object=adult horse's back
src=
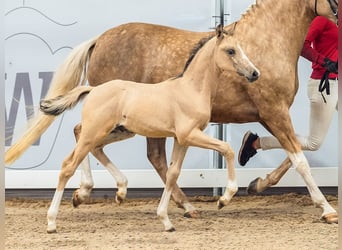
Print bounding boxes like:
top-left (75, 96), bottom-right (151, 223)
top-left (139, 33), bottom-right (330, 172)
top-left (87, 23), bottom-right (211, 85)
top-left (5, 0), bottom-right (338, 222)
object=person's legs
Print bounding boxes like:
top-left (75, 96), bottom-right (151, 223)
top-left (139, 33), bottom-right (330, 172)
top-left (296, 78), bottom-right (338, 150)
top-left (239, 78), bottom-right (338, 166)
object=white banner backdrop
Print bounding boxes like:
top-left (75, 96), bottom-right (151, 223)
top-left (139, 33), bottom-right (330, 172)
top-left (5, 0), bottom-right (213, 172)
top-left (5, 0), bottom-right (337, 188)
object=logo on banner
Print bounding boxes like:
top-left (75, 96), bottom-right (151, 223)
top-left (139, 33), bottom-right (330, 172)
top-left (5, 2), bottom-right (77, 147)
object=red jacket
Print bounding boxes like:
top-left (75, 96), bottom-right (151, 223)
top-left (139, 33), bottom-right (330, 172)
top-left (301, 16), bottom-right (338, 79)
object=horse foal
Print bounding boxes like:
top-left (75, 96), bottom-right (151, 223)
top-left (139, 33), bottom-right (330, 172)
top-left (40, 26), bottom-right (259, 233)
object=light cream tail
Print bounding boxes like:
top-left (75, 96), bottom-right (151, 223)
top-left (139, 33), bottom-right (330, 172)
top-left (40, 86), bottom-right (93, 116)
top-left (5, 36), bottom-right (99, 165)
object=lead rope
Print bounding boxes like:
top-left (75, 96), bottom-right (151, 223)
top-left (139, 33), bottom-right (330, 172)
top-left (314, 0), bottom-right (337, 103)
top-left (318, 70), bottom-right (331, 103)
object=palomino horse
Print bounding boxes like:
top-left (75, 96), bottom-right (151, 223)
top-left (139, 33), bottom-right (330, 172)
top-left (5, 0), bottom-right (338, 222)
top-left (39, 25), bottom-right (259, 233)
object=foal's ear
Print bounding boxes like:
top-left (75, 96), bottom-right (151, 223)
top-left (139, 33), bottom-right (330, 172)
top-left (225, 22), bottom-right (236, 36)
top-left (216, 24), bottom-right (224, 39)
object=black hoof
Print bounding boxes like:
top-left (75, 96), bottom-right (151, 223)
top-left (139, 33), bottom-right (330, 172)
top-left (217, 201), bottom-right (225, 210)
top-left (72, 193), bottom-right (80, 208)
top-left (47, 229), bottom-right (57, 234)
top-left (166, 227), bottom-right (176, 232)
top-left (246, 177), bottom-right (261, 195)
top-left (72, 199), bottom-right (79, 208)
top-left (184, 212), bottom-right (192, 218)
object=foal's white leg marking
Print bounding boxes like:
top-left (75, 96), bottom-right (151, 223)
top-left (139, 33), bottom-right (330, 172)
top-left (287, 151), bottom-right (336, 216)
top-left (182, 202), bottom-right (197, 215)
top-left (219, 179), bottom-right (238, 208)
top-left (237, 43), bottom-right (260, 76)
top-left (157, 189), bottom-right (174, 231)
top-left (157, 140), bottom-right (188, 231)
top-left (75, 156), bottom-right (94, 204)
top-left (185, 129), bottom-right (238, 208)
top-left (91, 145), bottom-right (128, 203)
top-left (90, 132), bottom-right (134, 203)
top-left (104, 160), bottom-right (128, 203)
top-left (47, 190), bottom-right (64, 233)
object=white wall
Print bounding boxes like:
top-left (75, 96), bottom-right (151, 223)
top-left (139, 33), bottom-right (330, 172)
top-left (5, 0), bottom-right (214, 173)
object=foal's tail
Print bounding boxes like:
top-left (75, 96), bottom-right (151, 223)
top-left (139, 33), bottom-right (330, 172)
top-left (5, 36), bottom-right (99, 165)
top-left (40, 86), bottom-right (93, 116)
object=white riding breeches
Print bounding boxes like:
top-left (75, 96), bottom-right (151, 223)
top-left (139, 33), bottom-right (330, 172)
top-left (260, 78), bottom-right (338, 151)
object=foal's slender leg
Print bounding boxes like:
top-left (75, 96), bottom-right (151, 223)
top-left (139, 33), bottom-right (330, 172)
top-left (91, 130), bottom-right (135, 202)
top-left (157, 139), bottom-right (188, 231)
top-left (47, 143), bottom-right (91, 233)
top-left (72, 157), bottom-right (94, 207)
top-left (72, 124), bottom-right (134, 206)
top-left (247, 157), bottom-right (291, 194)
top-left (184, 129), bottom-right (238, 209)
top-left (71, 124), bottom-right (94, 207)
top-left (146, 137), bottom-right (198, 217)
top-left (91, 145), bottom-right (129, 204)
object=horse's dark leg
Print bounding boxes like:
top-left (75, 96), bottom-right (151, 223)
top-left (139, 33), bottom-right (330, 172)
top-left (247, 157), bottom-right (291, 194)
top-left (146, 137), bottom-right (199, 218)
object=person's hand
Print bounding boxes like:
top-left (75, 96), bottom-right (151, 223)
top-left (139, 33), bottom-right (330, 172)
top-left (322, 58), bottom-right (338, 73)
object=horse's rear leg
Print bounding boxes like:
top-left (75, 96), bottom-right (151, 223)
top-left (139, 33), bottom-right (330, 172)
top-left (47, 144), bottom-right (90, 233)
top-left (91, 146), bottom-right (128, 204)
top-left (90, 130), bottom-right (135, 203)
top-left (72, 124), bottom-right (134, 206)
top-left (72, 157), bottom-right (94, 207)
top-left (72, 124), bottom-right (94, 207)
top-left (247, 157), bottom-right (291, 194)
top-left (146, 137), bottom-right (199, 218)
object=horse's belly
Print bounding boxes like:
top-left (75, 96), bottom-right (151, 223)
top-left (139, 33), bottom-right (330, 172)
top-left (121, 100), bottom-right (176, 137)
top-left (210, 102), bottom-right (260, 123)
top-left (126, 115), bottom-right (175, 138)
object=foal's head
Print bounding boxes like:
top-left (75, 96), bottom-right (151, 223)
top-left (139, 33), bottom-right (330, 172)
top-left (214, 24), bottom-right (259, 82)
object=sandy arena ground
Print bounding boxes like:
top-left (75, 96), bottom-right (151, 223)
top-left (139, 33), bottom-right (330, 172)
top-left (5, 193), bottom-right (338, 250)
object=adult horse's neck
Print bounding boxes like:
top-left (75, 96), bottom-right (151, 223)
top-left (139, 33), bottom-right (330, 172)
top-left (236, 0), bottom-right (315, 68)
top-left (210, 0), bottom-right (318, 123)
